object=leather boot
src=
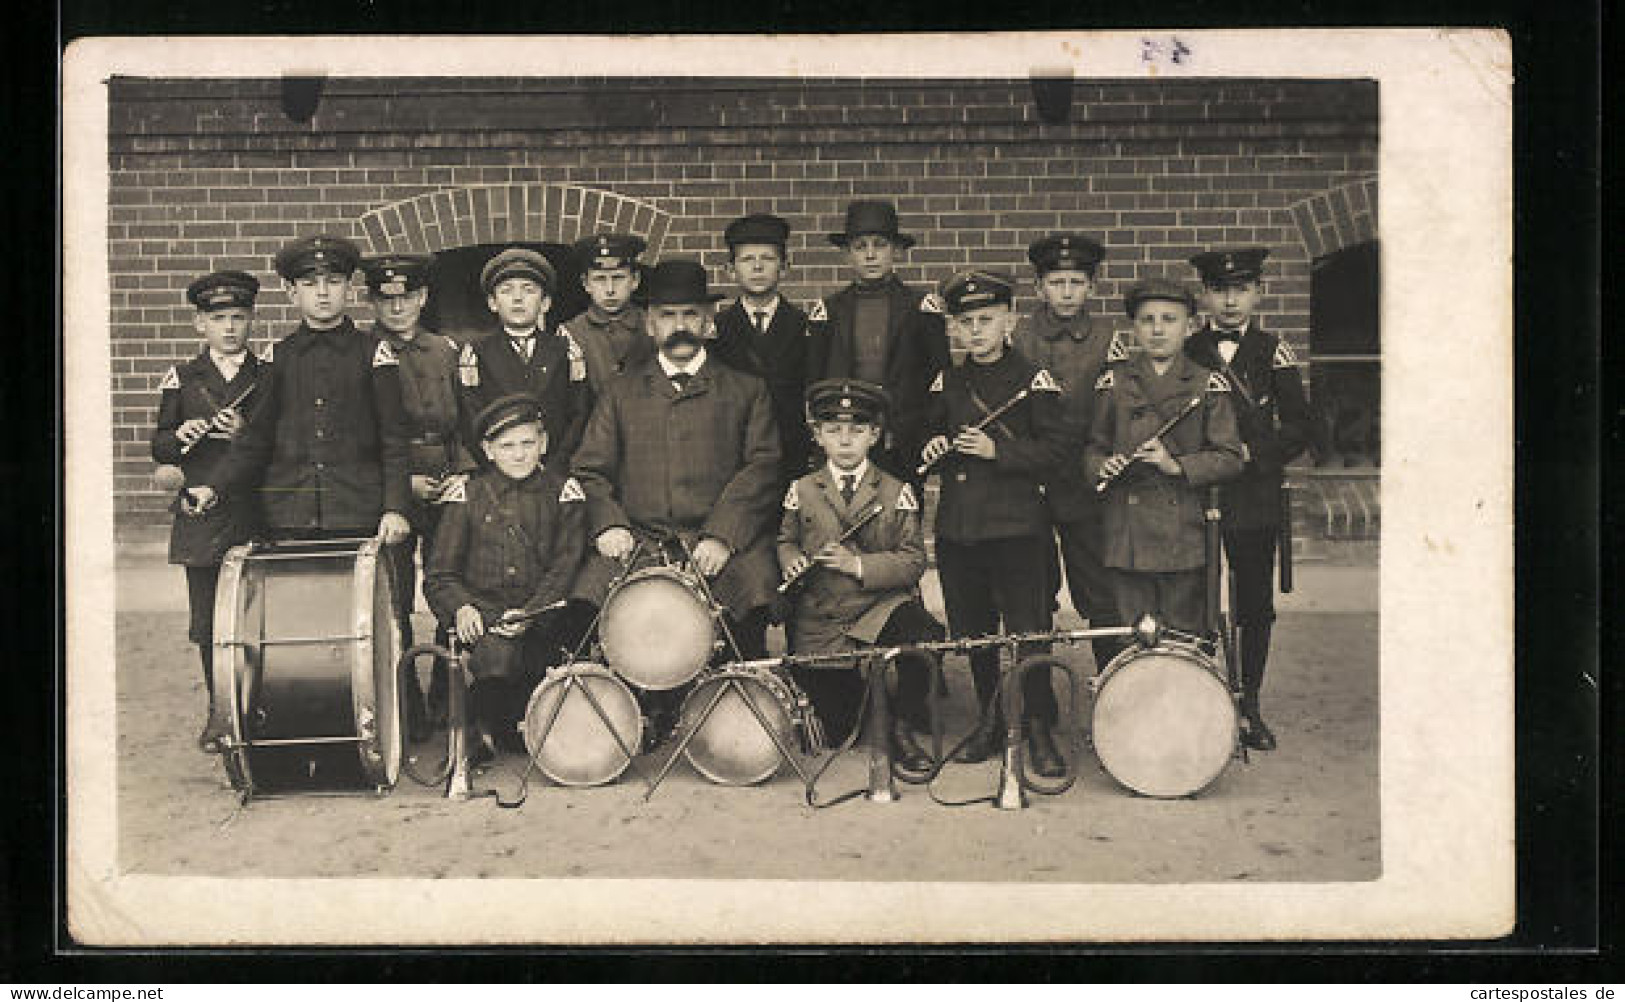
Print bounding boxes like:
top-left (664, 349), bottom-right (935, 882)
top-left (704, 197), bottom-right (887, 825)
top-left (1238, 623), bottom-right (1277, 751)
top-left (952, 715), bottom-right (1002, 764)
top-left (1026, 721), bottom-right (1066, 779)
top-left (196, 646), bottom-right (227, 754)
top-left (890, 723), bottom-right (934, 782)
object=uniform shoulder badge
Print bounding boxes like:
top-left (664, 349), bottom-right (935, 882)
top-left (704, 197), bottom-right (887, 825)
top-left (919, 292), bottom-right (945, 315)
top-left (895, 483), bottom-right (919, 512)
top-left (1106, 333), bottom-right (1130, 363)
top-left (1094, 370), bottom-right (1115, 391)
top-left (1205, 372), bottom-right (1231, 393)
top-left (564, 331), bottom-right (586, 382)
top-left (1272, 341), bottom-right (1300, 369)
top-left (716, 298), bottom-right (737, 313)
top-left (806, 299), bottom-right (828, 323)
top-left (437, 475), bottom-right (468, 504)
top-left (372, 340), bottom-right (399, 368)
top-left (257, 341), bottom-right (274, 364)
top-left (781, 481), bottom-right (800, 511)
top-left (928, 371), bottom-right (944, 393)
top-left (157, 366), bottom-right (181, 392)
top-left (558, 476), bottom-right (586, 503)
top-left (458, 342), bottom-right (481, 387)
top-left (1030, 368), bottom-right (1061, 393)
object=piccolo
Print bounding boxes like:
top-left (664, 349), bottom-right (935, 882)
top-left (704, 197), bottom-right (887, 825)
top-left (776, 503), bottom-right (886, 594)
top-left (1094, 393), bottom-right (1202, 493)
top-left (915, 387), bottom-right (1032, 475)
top-left (180, 383), bottom-right (257, 455)
top-left (724, 624), bottom-right (1141, 673)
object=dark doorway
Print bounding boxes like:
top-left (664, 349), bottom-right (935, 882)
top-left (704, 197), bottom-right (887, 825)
top-left (1309, 240), bottom-right (1380, 468)
top-left (421, 243), bottom-right (591, 344)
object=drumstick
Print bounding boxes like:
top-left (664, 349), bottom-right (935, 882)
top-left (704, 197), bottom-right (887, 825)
top-left (1093, 394), bottom-right (1203, 494)
top-left (180, 383), bottom-right (257, 455)
top-left (776, 503), bottom-right (886, 594)
top-left (915, 388), bottom-right (1031, 476)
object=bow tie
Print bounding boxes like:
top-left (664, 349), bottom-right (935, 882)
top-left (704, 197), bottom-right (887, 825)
top-left (670, 371), bottom-right (693, 390)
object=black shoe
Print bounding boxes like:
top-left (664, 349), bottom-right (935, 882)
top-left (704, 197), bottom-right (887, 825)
top-left (1241, 710), bottom-right (1277, 751)
top-left (467, 727), bottom-right (497, 768)
top-left (890, 725), bottom-right (934, 783)
top-left (952, 723), bottom-right (1002, 764)
top-left (1026, 723), bottom-right (1066, 779)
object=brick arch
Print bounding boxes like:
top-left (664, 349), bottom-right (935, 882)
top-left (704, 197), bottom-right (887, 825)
top-left (355, 183), bottom-right (673, 258)
top-left (1288, 176), bottom-right (1378, 262)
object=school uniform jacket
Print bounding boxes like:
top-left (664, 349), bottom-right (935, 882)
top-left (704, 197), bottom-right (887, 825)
top-left (570, 354), bottom-right (783, 616)
top-left (379, 325), bottom-right (476, 530)
top-left (423, 465), bottom-right (586, 625)
top-left (1084, 353), bottom-right (1246, 572)
top-left (712, 297), bottom-right (814, 483)
top-left (150, 349), bottom-right (267, 565)
top-left (777, 465), bottom-right (926, 653)
top-left (1184, 322), bottom-right (1313, 531)
top-left (212, 318), bottom-right (412, 533)
top-left (457, 326), bottom-right (590, 465)
top-left (563, 304), bottom-right (652, 398)
top-left (923, 348), bottom-right (1069, 545)
top-left (804, 275), bottom-right (950, 475)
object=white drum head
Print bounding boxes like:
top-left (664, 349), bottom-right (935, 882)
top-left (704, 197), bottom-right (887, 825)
top-left (599, 570), bottom-right (715, 690)
top-left (1092, 648), bottom-right (1237, 798)
top-left (522, 664), bottom-right (642, 787)
top-left (681, 675), bottom-right (794, 786)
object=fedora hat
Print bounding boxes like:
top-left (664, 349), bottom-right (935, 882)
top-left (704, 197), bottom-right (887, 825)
top-left (827, 200), bottom-right (916, 250)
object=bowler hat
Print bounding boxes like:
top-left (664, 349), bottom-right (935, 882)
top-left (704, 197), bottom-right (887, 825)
top-left (827, 200), bottom-right (916, 250)
top-left (725, 213), bottom-right (791, 251)
top-left (642, 260), bottom-right (723, 306)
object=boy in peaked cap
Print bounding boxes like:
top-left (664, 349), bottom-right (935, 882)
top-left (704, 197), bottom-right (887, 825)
top-left (457, 247), bottom-right (591, 467)
top-left (562, 232), bottom-right (652, 396)
top-left (1184, 247), bottom-right (1314, 751)
top-left (919, 269), bottom-right (1071, 776)
top-left (805, 200), bottom-right (949, 487)
top-left (1011, 233), bottom-right (1129, 675)
top-left (778, 378), bottom-right (945, 776)
top-left (1086, 278), bottom-right (1244, 642)
top-left (151, 270), bottom-right (269, 753)
top-left (712, 213), bottom-right (814, 488)
top-left (192, 234), bottom-right (413, 548)
top-left (424, 394), bottom-right (589, 759)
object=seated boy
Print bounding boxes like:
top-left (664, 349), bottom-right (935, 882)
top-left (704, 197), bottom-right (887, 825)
top-left (424, 395), bottom-right (588, 759)
top-left (1085, 278), bottom-right (1245, 635)
top-left (778, 379), bottom-right (944, 778)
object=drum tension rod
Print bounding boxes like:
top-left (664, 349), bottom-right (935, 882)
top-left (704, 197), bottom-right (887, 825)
top-left (643, 669), bottom-right (815, 801)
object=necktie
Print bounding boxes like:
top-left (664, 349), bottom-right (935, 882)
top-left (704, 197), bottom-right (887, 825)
top-left (511, 336), bottom-right (534, 362)
top-left (754, 310), bottom-right (769, 334)
top-left (670, 371), bottom-right (692, 393)
top-left (840, 474), bottom-right (857, 503)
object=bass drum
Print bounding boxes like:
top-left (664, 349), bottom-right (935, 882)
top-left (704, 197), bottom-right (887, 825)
top-left (599, 565), bottom-right (717, 691)
top-left (211, 538), bottom-right (403, 794)
top-left (1090, 643), bottom-right (1238, 798)
top-left (678, 666), bottom-right (805, 786)
top-left (519, 662), bottom-right (642, 787)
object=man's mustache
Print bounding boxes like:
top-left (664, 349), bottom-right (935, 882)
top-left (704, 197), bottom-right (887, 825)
top-left (663, 329), bottom-right (705, 349)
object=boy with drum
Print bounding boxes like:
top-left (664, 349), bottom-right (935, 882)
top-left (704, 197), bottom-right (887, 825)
top-left (777, 379), bottom-right (944, 778)
top-left (1086, 278), bottom-right (1244, 637)
top-left (918, 270), bottom-right (1070, 777)
top-left (151, 270), bottom-right (268, 753)
top-left (424, 394), bottom-right (588, 761)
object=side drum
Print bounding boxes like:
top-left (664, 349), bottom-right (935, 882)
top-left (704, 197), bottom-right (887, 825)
top-left (599, 565), bottom-right (717, 691)
top-left (1090, 643), bottom-right (1238, 798)
top-left (678, 667), bottom-right (804, 786)
top-left (210, 538), bottom-right (403, 794)
top-left (519, 662), bottom-right (642, 787)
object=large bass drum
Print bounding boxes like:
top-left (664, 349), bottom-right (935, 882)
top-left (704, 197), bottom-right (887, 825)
top-left (210, 538), bottom-right (403, 794)
top-left (1090, 642), bottom-right (1238, 798)
top-left (599, 565), bottom-right (717, 691)
top-left (519, 662), bottom-right (643, 787)
top-left (677, 666), bottom-right (808, 786)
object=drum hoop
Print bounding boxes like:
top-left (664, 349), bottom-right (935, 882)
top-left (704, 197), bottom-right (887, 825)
top-left (1097, 641), bottom-right (1221, 688)
top-left (601, 564), bottom-right (716, 691)
top-left (212, 544), bottom-right (254, 789)
top-left (1091, 642), bottom-right (1237, 798)
top-left (527, 663), bottom-right (640, 787)
top-left (347, 539), bottom-right (399, 788)
top-left (681, 669), bottom-right (798, 786)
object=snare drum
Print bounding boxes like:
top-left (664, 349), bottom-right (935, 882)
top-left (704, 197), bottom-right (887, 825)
top-left (599, 565), bottom-right (717, 690)
top-left (678, 666), bottom-right (808, 786)
top-left (210, 538), bottom-right (403, 794)
top-left (519, 662), bottom-right (642, 787)
top-left (1090, 643), bottom-right (1238, 798)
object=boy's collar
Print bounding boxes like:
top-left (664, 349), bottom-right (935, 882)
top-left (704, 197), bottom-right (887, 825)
top-left (826, 459), bottom-right (870, 484)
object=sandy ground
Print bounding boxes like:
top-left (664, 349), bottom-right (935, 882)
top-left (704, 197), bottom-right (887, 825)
top-left (107, 533), bottom-right (1379, 885)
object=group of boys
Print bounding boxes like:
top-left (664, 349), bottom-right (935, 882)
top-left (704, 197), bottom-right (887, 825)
top-left (153, 196), bottom-right (1310, 781)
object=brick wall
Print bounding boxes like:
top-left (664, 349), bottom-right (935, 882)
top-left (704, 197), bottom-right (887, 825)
top-left (107, 76), bottom-right (1377, 523)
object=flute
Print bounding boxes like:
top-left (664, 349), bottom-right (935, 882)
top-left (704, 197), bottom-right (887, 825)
top-left (1093, 393), bottom-right (1202, 493)
top-left (179, 383), bottom-right (257, 455)
top-left (776, 502), bottom-right (886, 594)
top-left (915, 387), bottom-right (1032, 476)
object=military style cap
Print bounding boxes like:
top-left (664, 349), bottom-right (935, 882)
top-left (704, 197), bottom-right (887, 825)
top-left (1189, 247), bottom-right (1270, 285)
top-left (186, 270), bottom-right (260, 311)
top-left (480, 248), bottom-right (556, 296)
top-left (572, 233), bottom-right (647, 272)
top-left (1123, 277), bottom-right (1198, 317)
top-left (940, 269), bottom-right (1016, 314)
top-left (642, 260), bottom-right (724, 306)
top-left (806, 378), bottom-right (890, 425)
top-left (827, 200), bottom-right (916, 250)
top-left (360, 254), bottom-right (432, 297)
top-left (474, 393), bottom-right (547, 442)
top-left (273, 235), bottom-right (362, 281)
top-left (1027, 233), bottom-right (1106, 276)
top-left (724, 213), bottom-right (791, 251)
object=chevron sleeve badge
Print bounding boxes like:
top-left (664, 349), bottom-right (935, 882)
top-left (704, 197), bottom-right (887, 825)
top-left (895, 483), bottom-right (919, 512)
top-left (1030, 368), bottom-right (1061, 393)
top-left (919, 292), bottom-right (945, 314)
top-left (458, 342), bottom-right (481, 387)
top-left (558, 476), bottom-right (586, 503)
top-left (256, 341), bottom-right (274, 364)
top-left (1106, 333), bottom-right (1130, 363)
top-left (565, 332), bottom-right (587, 382)
top-left (157, 366), bottom-right (181, 392)
top-left (1094, 370), bottom-right (1115, 391)
top-left (436, 475), bottom-right (468, 504)
top-left (372, 340), bottom-right (399, 368)
top-left (782, 481), bottom-right (800, 511)
top-left (806, 299), bottom-right (828, 323)
top-left (1205, 372), bottom-right (1232, 393)
top-left (1272, 341), bottom-right (1300, 369)
top-left (928, 371), bottom-right (944, 393)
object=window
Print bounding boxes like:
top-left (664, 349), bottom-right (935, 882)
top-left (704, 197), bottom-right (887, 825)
top-left (1309, 240), bottom-right (1379, 469)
